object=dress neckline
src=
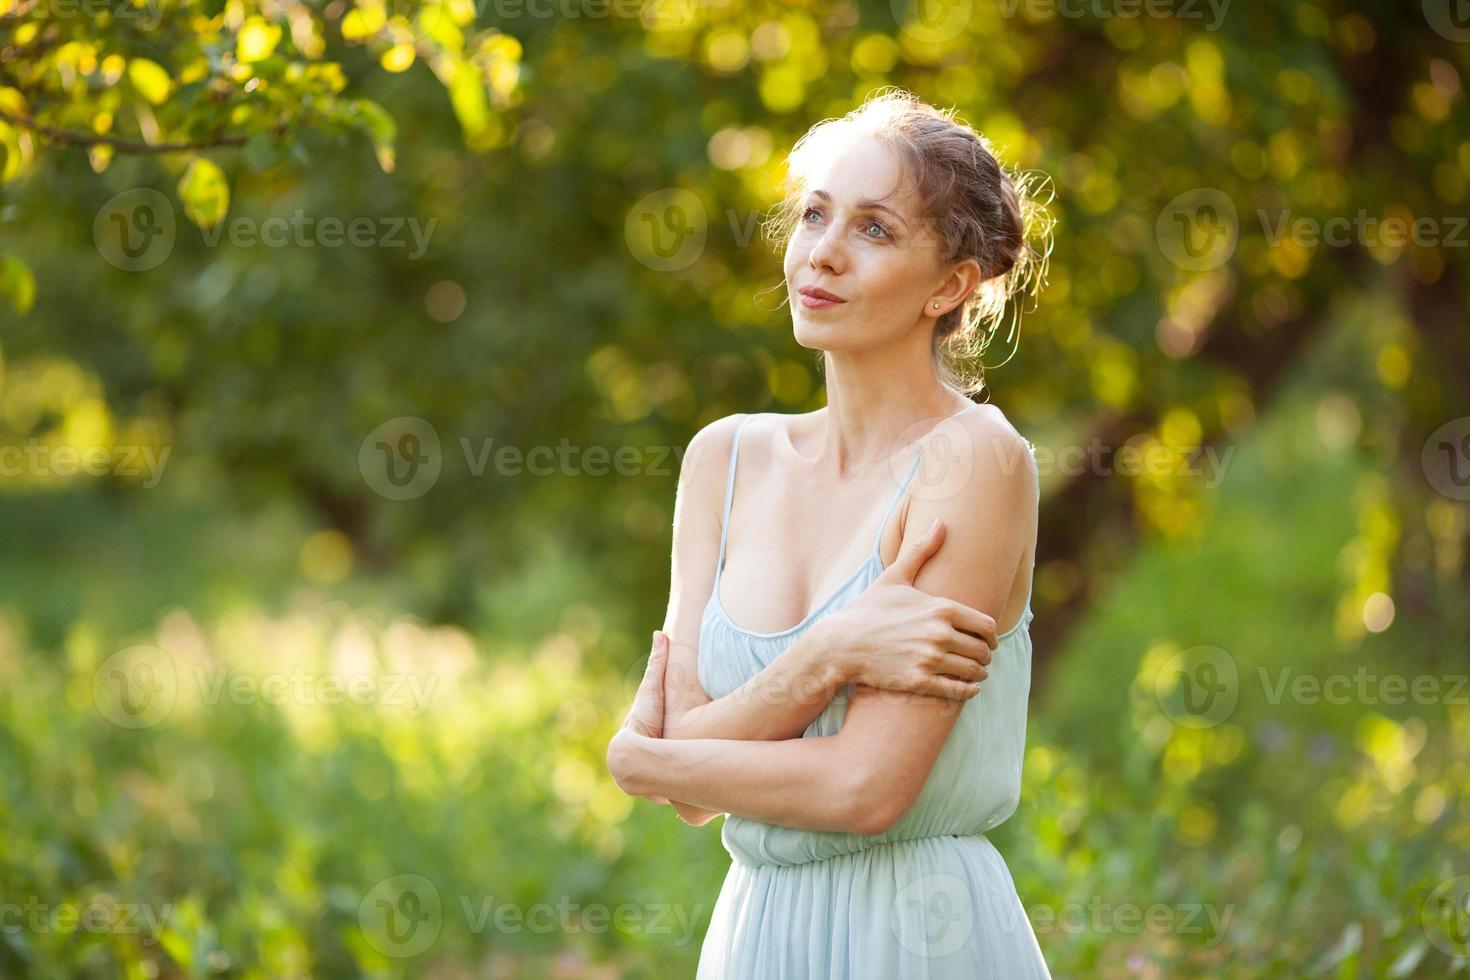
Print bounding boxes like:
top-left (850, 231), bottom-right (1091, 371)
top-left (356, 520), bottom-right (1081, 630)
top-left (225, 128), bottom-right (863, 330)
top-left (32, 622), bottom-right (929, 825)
top-left (710, 404), bottom-right (989, 640)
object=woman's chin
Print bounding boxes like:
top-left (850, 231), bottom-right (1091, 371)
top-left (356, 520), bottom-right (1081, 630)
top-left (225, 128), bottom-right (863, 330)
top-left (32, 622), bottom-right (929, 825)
top-left (793, 318), bottom-right (846, 349)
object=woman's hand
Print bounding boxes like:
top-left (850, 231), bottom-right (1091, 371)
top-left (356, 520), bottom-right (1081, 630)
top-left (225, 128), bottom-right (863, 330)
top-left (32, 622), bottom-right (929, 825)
top-left (819, 519), bottom-right (998, 702)
top-left (609, 631), bottom-right (673, 803)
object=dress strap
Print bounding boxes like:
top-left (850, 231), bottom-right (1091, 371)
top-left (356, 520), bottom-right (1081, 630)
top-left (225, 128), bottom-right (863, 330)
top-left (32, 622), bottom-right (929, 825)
top-left (717, 414), bottom-right (760, 573)
top-left (870, 402), bottom-right (983, 560)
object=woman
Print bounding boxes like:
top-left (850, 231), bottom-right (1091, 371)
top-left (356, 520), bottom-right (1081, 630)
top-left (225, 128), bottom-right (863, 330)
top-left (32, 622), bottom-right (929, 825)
top-left (607, 88), bottom-right (1053, 978)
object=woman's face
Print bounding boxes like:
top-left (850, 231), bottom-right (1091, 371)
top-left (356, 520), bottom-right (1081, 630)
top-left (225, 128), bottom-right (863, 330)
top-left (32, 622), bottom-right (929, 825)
top-left (783, 134), bottom-right (946, 353)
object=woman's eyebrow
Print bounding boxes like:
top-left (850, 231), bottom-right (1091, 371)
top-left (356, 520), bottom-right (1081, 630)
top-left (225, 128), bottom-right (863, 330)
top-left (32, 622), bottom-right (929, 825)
top-left (808, 189), bottom-right (909, 227)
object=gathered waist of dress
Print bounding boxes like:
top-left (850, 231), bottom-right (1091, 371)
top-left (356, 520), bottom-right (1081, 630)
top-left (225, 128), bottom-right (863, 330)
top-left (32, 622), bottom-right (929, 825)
top-left (722, 822), bottom-right (997, 870)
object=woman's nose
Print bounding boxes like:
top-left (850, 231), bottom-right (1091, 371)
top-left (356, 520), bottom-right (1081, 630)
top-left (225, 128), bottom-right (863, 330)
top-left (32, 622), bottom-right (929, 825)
top-left (807, 224), bottom-right (845, 275)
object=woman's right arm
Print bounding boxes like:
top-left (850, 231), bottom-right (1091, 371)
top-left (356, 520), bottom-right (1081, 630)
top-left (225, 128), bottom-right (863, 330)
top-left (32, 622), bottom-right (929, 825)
top-left (655, 416), bottom-right (850, 825)
top-left (658, 417), bottom-right (850, 749)
top-left (654, 418), bottom-right (997, 825)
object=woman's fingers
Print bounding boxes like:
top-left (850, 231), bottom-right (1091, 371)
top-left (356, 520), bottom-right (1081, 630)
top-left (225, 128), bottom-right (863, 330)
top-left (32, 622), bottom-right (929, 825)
top-left (946, 628), bottom-right (993, 668)
top-left (920, 674), bottom-right (983, 701)
top-left (936, 651), bottom-right (988, 683)
top-left (948, 601), bottom-right (998, 650)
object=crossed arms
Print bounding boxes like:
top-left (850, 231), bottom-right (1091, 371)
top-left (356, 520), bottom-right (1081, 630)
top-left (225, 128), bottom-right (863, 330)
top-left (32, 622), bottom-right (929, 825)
top-left (607, 411), bottom-right (1036, 836)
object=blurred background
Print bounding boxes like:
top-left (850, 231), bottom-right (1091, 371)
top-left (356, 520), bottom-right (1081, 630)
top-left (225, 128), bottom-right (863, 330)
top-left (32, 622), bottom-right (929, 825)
top-left (1, 0), bottom-right (1467, 976)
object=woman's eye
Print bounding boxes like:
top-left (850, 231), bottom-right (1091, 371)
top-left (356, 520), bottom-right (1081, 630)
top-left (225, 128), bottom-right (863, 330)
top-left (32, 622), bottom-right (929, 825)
top-left (800, 207), bottom-right (888, 240)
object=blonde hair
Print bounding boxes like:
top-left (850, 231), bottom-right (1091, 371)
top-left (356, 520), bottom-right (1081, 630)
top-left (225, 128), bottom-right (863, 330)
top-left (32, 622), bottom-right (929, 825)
top-left (764, 87), bottom-right (1055, 398)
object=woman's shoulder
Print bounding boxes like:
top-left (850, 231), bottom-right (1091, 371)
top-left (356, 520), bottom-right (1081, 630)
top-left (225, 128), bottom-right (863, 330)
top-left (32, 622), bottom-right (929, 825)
top-left (678, 411), bottom-right (785, 500)
top-left (913, 402), bottom-right (1038, 501)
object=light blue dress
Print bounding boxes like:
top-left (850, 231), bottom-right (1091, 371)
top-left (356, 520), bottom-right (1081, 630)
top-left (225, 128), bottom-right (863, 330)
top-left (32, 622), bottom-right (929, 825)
top-left (695, 407), bottom-right (1050, 979)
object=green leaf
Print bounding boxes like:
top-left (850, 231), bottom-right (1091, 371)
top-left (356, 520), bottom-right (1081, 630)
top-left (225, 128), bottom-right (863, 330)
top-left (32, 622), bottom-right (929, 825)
top-left (350, 99), bottom-right (397, 173)
top-left (237, 17), bottom-right (282, 64)
top-left (177, 158), bottom-right (230, 229)
top-left (244, 132), bottom-right (281, 172)
top-left (448, 60), bottom-right (489, 144)
top-left (0, 254), bottom-right (35, 315)
top-left (127, 58), bottom-right (173, 106)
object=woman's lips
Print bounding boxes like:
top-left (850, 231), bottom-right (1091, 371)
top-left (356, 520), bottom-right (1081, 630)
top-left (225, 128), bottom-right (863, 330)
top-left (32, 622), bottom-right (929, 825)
top-left (799, 289), bottom-right (846, 309)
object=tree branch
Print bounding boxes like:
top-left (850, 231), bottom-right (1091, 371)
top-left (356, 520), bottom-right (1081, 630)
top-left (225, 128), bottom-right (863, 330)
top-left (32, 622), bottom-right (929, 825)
top-left (0, 109), bottom-right (246, 154)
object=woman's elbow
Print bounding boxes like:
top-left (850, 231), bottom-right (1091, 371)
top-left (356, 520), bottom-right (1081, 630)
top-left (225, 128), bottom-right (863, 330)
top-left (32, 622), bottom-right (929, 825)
top-left (605, 731), bottom-right (642, 796)
top-left (673, 802), bottom-right (721, 827)
top-left (844, 767), bottom-right (915, 837)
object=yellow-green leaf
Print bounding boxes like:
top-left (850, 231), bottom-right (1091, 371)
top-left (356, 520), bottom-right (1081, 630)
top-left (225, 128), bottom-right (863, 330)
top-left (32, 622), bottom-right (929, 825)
top-left (380, 43), bottom-right (415, 73)
top-left (341, 3), bottom-right (386, 41)
top-left (0, 86), bottom-right (26, 115)
top-left (237, 17), bottom-right (282, 64)
top-left (351, 99), bottom-right (396, 173)
top-left (127, 58), bottom-right (172, 105)
top-left (177, 158), bottom-right (230, 229)
top-left (0, 120), bottom-right (26, 182)
top-left (0, 255), bottom-right (36, 315)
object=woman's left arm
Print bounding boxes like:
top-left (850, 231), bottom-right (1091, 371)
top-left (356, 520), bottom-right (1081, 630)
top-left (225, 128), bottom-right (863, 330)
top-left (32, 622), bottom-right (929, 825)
top-left (610, 414), bottom-right (1038, 836)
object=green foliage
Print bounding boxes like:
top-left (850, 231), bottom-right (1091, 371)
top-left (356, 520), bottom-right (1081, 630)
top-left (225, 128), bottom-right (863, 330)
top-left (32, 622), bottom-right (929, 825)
top-left (0, 0), bottom-right (1466, 976)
